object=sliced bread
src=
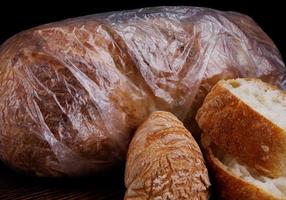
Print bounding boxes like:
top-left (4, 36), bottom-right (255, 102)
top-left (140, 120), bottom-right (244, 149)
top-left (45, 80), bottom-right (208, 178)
top-left (202, 133), bottom-right (286, 200)
top-left (196, 78), bottom-right (286, 178)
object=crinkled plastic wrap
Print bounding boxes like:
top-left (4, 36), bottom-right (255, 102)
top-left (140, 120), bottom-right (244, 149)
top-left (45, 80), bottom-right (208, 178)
top-left (0, 6), bottom-right (285, 177)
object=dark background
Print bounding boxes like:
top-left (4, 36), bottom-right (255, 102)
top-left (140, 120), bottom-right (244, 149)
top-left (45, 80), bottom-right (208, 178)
top-left (0, 0), bottom-right (285, 61)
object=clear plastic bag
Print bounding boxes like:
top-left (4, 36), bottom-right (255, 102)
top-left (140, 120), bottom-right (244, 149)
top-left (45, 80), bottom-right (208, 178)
top-left (0, 6), bottom-right (285, 176)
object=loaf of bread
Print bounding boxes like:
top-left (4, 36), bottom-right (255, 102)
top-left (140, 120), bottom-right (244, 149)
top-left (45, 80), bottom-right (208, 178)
top-left (0, 7), bottom-right (285, 176)
top-left (201, 133), bottom-right (286, 200)
top-left (196, 78), bottom-right (286, 178)
top-left (125, 111), bottom-right (210, 200)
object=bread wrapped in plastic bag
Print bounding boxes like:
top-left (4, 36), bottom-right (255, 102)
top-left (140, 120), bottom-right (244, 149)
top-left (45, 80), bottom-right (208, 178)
top-left (0, 6), bottom-right (285, 176)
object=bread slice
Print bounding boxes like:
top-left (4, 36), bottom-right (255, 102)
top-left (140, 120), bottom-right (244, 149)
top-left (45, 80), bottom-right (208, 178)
top-left (201, 133), bottom-right (286, 200)
top-left (196, 78), bottom-right (286, 178)
top-left (124, 111), bottom-right (210, 200)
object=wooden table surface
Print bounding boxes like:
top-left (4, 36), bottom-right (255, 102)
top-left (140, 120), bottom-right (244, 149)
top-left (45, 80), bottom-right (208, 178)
top-left (0, 162), bottom-right (220, 200)
top-left (0, 163), bottom-right (125, 200)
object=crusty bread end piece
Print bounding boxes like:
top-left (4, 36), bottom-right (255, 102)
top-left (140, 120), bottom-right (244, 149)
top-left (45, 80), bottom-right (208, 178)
top-left (125, 111), bottom-right (210, 200)
top-left (201, 133), bottom-right (286, 200)
top-left (196, 78), bottom-right (286, 178)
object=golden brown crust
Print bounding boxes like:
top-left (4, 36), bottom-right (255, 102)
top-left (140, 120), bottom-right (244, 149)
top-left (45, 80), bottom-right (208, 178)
top-left (201, 133), bottom-right (281, 200)
top-left (124, 111), bottom-right (210, 200)
top-left (0, 7), bottom-right (285, 177)
top-left (0, 22), bottom-right (154, 176)
top-left (196, 79), bottom-right (286, 178)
